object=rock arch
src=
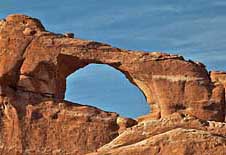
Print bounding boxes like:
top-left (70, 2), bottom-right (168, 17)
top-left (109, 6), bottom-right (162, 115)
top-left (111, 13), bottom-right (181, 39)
top-left (65, 63), bottom-right (150, 118)
top-left (56, 53), bottom-right (151, 107)
top-left (0, 14), bottom-right (225, 122)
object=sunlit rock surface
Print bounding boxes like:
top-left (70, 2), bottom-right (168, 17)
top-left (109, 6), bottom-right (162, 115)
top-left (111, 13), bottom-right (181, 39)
top-left (0, 14), bottom-right (225, 154)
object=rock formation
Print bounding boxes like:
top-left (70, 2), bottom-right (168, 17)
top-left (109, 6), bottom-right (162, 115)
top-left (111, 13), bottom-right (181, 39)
top-left (0, 14), bottom-right (225, 154)
top-left (211, 71), bottom-right (226, 97)
top-left (89, 113), bottom-right (226, 155)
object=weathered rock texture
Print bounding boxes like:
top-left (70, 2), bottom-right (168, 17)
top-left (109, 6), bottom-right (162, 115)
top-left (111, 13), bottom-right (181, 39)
top-left (0, 14), bottom-right (225, 155)
top-left (211, 71), bottom-right (226, 98)
top-left (89, 113), bottom-right (226, 155)
top-left (211, 71), bottom-right (226, 122)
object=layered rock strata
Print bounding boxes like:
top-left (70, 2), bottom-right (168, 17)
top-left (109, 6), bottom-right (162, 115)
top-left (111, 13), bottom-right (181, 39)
top-left (0, 14), bottom-right (225, 154)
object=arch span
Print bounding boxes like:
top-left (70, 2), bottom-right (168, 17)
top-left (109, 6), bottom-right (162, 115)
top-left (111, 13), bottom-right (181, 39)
top-left (56, 52), bottom-right (156, 119)
top-left (65, 64), bottom-right (150, 118)
top-left (1, 14), bottom-right (222, 121)
top-left (18, 37), bottom-right (225, 121)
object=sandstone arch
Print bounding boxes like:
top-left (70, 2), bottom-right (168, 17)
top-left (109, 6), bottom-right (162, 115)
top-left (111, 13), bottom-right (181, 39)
top-left (0, 14), bottom-right (225, 122)
top-left (56, 53), bottom-right (151, 109)
top-left (65, 63), bottom-right (150, 118)
top-left (1, 14), bottom-right (226, 155)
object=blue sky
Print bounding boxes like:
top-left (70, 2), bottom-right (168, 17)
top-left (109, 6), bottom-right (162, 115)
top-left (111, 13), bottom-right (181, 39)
top-left (1, 1), bottom-right (226, 118)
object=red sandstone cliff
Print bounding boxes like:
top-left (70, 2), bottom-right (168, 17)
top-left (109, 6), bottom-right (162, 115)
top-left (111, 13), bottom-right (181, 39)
top-left (0, 14), bottom-right (225, 155)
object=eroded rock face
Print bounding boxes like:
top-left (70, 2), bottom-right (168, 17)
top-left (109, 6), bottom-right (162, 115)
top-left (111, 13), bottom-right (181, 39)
top-left (0, 96), bottom-right (122, 154)
top-left (211, 71), bottom-right (226, 122)
top-left (0, 14), bottom-right (225, 155)
top-left (0, 14), bottom-right (225, 122)
top-left (211, 71), bottom-right (226, 97)
top-left (90, 113), bottom-right (226, 155)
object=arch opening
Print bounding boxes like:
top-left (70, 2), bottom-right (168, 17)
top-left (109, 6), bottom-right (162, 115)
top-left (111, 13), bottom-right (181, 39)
top-left (65, 64), bottom-right (150, 118)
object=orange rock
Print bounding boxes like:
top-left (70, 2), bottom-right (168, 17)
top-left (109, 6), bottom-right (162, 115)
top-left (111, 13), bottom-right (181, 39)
top-left (0, 14), bottom-right (224, 121)
top-left (117, 117), bottom-right (138, 134)
top-left (0, 14), bottom-right (225, 154)
top-left (91, 113), bottom-right (226, 155)
top-left (211, 71), bottom-right (226, 122)
top-left (211, 71), bottom-right (226, 94)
